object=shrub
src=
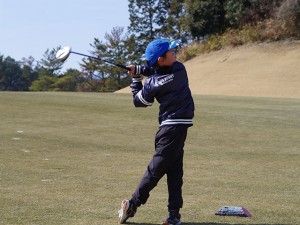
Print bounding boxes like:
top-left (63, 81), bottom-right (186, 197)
top-left (178, 0), bottom-right (300, 62)
top-left (276, 0), bottom-right (300, 37)
top-left (177, 42), bottom-right (202, 62)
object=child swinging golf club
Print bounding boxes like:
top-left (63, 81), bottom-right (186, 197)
top-left (118, 38), bottom-right (195, 225)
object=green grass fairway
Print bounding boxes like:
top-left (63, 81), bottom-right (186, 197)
top-left (0, 92), bottom-right (299, 225)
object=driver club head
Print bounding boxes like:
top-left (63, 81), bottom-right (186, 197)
top-left (56, 46), bottom-right (72, 62)
top-left (55, 46), bottom-right (131, 72)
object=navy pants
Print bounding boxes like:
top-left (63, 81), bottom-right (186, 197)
top-left (131, 125), bottom-right (188, 212)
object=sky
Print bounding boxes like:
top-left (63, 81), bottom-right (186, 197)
top-left (0, 0), bottom-right (130, 71)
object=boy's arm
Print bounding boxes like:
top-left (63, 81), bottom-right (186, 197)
top-left (133, 65), bottom-right (155, 77)
top-left (128, 65), bottom-right (155, 107)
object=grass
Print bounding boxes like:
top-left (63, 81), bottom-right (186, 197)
top-left (0, 92), bottom-right (299, 225)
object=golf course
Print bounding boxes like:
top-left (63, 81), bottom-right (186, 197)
top-left (2, 0), bottom-right (300, 223)
top-left (1, 89), bottom-right (299, 224)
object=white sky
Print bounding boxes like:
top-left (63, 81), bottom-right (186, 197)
top-left (0, 0), bottom-right (130, 71)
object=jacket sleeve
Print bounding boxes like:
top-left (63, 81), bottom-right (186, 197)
top-left (130, 76), bottom-right (155, 107)
top-left (134, 64), bottom-right (155, 77)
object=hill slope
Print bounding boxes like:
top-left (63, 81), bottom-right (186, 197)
top-left (116, 41), bottom-right (300, 98)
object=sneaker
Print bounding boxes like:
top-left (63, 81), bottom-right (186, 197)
top-left (118, 199), bottom-right (137, 224)
top-left (162, 213), bottom-right (181, 225)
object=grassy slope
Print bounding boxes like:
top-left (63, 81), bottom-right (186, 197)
top-left (185, 41), bottom-right (300, 98)
top-left (0, 92), bottom-right (299, 225)
top-left (116, 41), bottom-right (300, 99)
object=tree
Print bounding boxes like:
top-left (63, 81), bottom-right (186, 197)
top-left (223, 0), bottom-right (285, 28)
top-left (39, 47), bottom-right (64, 76)
top-left (124, 34), bottom-right (140, 64)
top-left (156, 0), bottom-right (187, 39)
top-left (0, 54), bottom-right (40, 91)
top-left (128, 0), bottom-right (158, 56)
top-left (224, 0), bottom-right (249, 28)
top-left (20, 56), bottom-right (39, 90)
top-left (0, 55), bottom-right (24, 91)
top-left (127, 0), bottom-right (191, 56)
top-left (53, 69), bottom-right (81, 91)
top-left (104, 27), bottom-right (131, 89)
top-left (185, 0), bottom-right (226, 39)
top-left (154, 0), bottom-right (170, 37)
top-left (19, 65), bottom-right (38, 91)
top-left (82, 26), bottom-right (131, 92)
top-left (276, 0), bottom-right (300, 36)
top-left (29, 75), bottom-right (58, 91)
top-left (238, 0), bottom-right (283, 25)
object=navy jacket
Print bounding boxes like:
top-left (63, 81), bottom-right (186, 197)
top-left (130, 61), bottom-right (194, 127)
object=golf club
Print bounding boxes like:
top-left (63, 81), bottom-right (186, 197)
top-left (56, 46), bottom-right (130, 71)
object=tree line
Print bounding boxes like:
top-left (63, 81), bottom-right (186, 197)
top-left (1, 0), bottom-right (299, 92)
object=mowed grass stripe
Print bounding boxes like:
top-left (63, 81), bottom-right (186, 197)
top-left (0, 92), bottom-right (299, 225)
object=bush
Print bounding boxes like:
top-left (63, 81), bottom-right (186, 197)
top-left (177, 42), bottom-right (202, 62)
top-left (29, 75), bottom-right (58, 91)
top-left (178, 1), bottom-right (300, 63)
top-left (276, 0), bottom-right (300, 37)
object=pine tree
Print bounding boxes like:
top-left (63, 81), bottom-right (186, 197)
top-left (82, 27), bottom-right (131, 92)
top-left (0, 56), bottom-right (23, 91)
top-left (39, 47), bottom-right (64, 76)
top-left (185, 0), bottom-right (226, 39)
top-left (156, 0), bottom-right (186, 39)
top-left (128, 0), bottom-right (158, 57)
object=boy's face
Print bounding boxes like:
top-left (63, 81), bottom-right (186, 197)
top-left (158, 49), bottom-right (177, 67)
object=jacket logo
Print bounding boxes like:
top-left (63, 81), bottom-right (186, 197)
top-left (157, 74), bottom-right (174, 86)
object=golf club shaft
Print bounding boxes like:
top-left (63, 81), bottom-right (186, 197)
top-left (71, 51), bottom-right (130, 71)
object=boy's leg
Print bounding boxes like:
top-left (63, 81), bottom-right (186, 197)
top-left (131, 126), bottom-right (185, 207)
top-left (167, 126), bottom-right (187, 212)
top-left (167, 150), bottom-right (184, 211)
top-left (130, 146), bottom-right (169, 206)
top-left (162, 158), bottom-right (183, 225)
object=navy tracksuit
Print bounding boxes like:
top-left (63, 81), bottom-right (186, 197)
top-left (130, 61), bottom-right (194, 212)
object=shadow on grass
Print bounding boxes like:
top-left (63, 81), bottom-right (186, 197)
top-left (182, 223), bottom-right (292, 225)
top-left (127, 223), bottom-right (292, 225)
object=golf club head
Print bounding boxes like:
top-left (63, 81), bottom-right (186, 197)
top-left (56, 46), bottom-right (72, 62)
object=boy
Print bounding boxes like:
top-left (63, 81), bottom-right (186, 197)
top-left (118, 38), bottom-right (194, 225)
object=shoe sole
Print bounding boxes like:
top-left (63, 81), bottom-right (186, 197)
top-left (162, 219), bottom-right (182, 225)
top-left (162, 222), bottom-right (181, 225)
top-left (118, 200), bottom-right (130, 224)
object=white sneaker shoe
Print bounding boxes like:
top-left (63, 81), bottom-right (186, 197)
top-left (118, 199), bottom-right (137, 224)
